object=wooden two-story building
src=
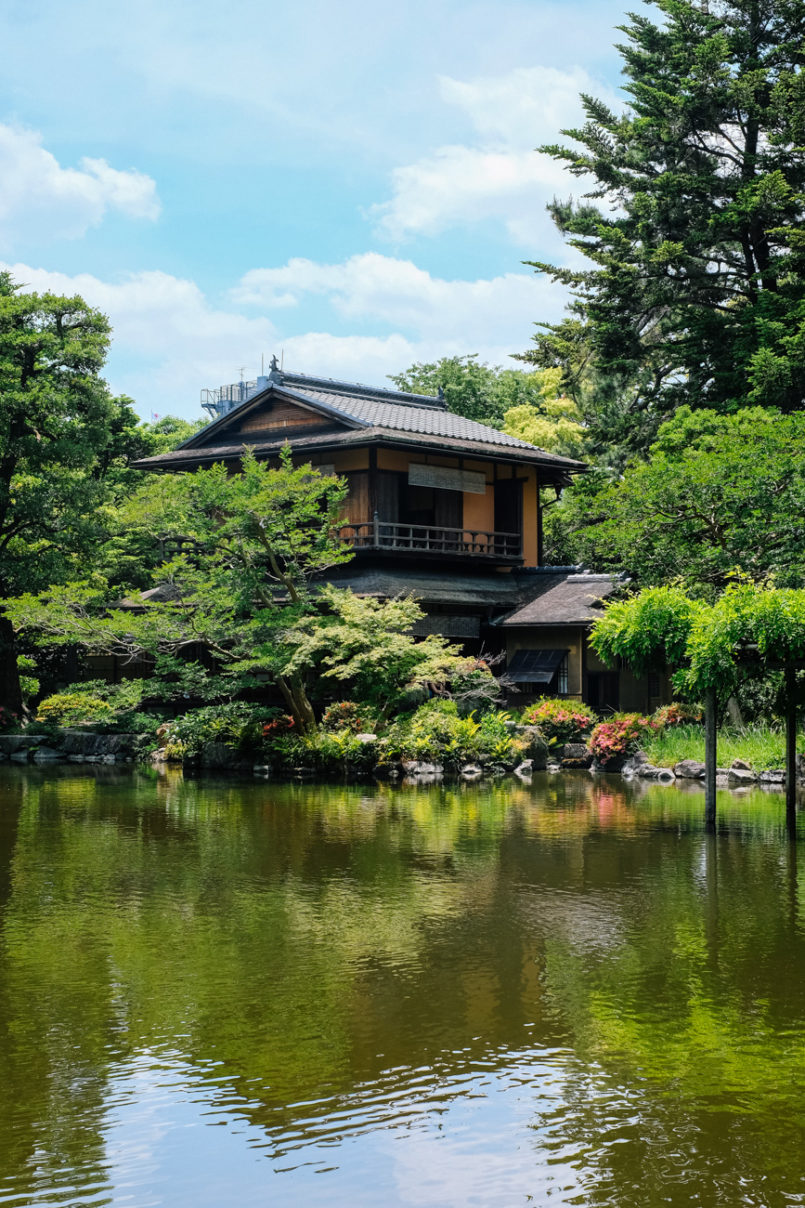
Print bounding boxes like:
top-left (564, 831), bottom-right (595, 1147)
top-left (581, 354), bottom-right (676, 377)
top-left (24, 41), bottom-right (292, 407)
top-left (134, 365), bottom-right (662, 711)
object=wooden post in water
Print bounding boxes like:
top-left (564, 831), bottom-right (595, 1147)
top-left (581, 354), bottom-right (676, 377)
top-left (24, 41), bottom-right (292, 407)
top-left (705, 688), bottom-right (717, 830)
top-left (786, 666), bottom-right (797, 834)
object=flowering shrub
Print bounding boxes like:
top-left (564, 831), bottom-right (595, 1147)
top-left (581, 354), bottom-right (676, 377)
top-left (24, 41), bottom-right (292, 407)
top-left (321, 701), bottom-right (374, 734)
top-left (262, 714), bottom-right (295, 737)
top-left (0, 705), bottom-right (18, 733)
top-left (520, 697), bottom-right (598, 746)
top-left (652, 702), bottom-right (703, 727)
top-left (588, 713), bottom-right (658, 765)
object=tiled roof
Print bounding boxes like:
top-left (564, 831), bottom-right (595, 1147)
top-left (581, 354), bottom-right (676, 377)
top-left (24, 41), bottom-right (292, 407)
top-left (290, 384), bottom-right (540, 450)
top-left (502, 573), bottom-right (621, 627)
top-left (132, 369), bottom-right (585, 475)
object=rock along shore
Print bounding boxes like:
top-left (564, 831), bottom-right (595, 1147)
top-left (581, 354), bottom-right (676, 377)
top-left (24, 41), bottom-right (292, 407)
top-left (0, 731), bottom-right (797, 794)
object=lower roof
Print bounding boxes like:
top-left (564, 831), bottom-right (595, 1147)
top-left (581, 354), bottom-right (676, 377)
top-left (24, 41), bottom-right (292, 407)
top-left (325, 565), bottom-right (620, 625)
top-left (501, 572), bottom-right (621, 627)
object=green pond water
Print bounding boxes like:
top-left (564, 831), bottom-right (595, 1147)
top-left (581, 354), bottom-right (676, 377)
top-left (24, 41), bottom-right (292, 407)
top-left (1, 765), bottom-right (805, 1207)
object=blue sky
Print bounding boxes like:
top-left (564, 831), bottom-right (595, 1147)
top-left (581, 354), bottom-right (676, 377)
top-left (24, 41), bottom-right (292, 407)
top-left (0, 0), bottom-right (630, 419)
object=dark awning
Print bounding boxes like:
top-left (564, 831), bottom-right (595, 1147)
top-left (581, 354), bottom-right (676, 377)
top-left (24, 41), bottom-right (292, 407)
top-left (507, 648), bottom-right (569, 683)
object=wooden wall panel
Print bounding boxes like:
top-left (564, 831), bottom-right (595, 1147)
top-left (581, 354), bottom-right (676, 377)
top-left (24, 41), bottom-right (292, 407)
top-left (238, 401), bottom-right (330, 433)
top-left (342, 471), bottom-right (370, 526)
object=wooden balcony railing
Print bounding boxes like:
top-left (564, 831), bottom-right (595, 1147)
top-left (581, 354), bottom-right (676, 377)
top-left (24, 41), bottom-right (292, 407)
top-left (339, 515), bottom-right (522, 560)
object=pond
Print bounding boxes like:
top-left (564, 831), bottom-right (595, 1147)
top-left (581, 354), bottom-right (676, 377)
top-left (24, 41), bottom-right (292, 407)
top-left (0, 765), bottom-right (804, 1207)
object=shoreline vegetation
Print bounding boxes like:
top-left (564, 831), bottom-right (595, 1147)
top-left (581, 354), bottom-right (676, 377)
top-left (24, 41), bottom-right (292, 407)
top-left (2, 697), bottom-right (802, 796)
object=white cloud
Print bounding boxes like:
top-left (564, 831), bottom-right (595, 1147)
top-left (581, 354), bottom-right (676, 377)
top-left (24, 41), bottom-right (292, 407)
top-left (0, 126), bottom-right (160, 250)
top-left (233, 252), bottom-right (565, 348)
top-left (1, 253), bottom-right (566, 418)
top-left (370, 66), bottom-right (612, 246)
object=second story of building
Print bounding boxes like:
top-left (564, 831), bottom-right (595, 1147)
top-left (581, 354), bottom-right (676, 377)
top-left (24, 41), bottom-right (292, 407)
top-left (133, 365), bottom-right (585, 570)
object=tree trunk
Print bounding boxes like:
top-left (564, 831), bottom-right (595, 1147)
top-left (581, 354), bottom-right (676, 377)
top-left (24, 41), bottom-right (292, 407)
top-left (276, 672), bottom-right (318, 736)
top-left (288, 672), bottom-right (317, 735)
top-left (0, 614), bottom-right (22, 716)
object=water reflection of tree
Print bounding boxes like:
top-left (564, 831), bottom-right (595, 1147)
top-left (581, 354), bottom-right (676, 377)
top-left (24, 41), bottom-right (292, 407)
top-left (0, 767), bottom-right (804, 1204)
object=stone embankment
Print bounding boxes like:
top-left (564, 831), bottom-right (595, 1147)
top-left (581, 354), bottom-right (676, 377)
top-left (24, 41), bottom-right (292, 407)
top-left (0, 732), bottom-right (136, 764)
top-left (622, 749), bottom-right (803, 789)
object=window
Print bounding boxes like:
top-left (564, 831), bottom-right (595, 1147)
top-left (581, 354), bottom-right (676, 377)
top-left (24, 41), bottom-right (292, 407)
top-left (557, 655), bottom-right (568, 695)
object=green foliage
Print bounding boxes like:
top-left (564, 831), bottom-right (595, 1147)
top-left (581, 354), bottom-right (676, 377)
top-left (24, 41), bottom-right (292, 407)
top-left (651, 702), bottom-right (703, 728)
top-left (321, 701), bottom-right (375, 734)
top-left (525, 0), bottom-right (805, 453)
top-left (589, 714), bottom-right (658, 766)
top-left (165, 703), bottom-right (268, 759)
top-left (520, 697), bottom-right (598, 745)
top-left (34, 678), bottom-right (153, 730)
top-left (501, 367), bottom-right (586, 457)
top-left (5, 449), bottom-right (352, 733)
top-left (291, 586), bottom-right (500, 718)
top-left (545, 408), bottom-right (805, 589)
top-left (383, 701), bottom-right (516, 768)
top-left (0, 705), bottom-right (19, 733)
top-left (0, 274), bottom-right (154, 709)
top-left (592, 582), bottom-right (805, 708)
top-left (591, 586), bottom-right (704, 675)
top-left (36, 692), bottom-right (113, 726)
top-left (16, 655), bottom-right (39, 703)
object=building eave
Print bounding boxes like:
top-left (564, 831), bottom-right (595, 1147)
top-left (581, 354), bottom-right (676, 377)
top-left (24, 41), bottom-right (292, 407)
top-left (132, 427), bottom-right (585, 479)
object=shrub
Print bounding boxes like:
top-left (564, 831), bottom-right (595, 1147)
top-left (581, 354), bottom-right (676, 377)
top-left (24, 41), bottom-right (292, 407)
top-left (167, 703), bottom-right (268, 759)
top-left (262, 728), bottom-right (378, 774)
top-left (308, 730), bottom-right (379, 772)
top-left (34, 679), bottom-right (152, 730)
top-left (262, 713), bottom-right (296, 738)
top-left (0, 705), bottom-right (19, 733)
top-left (588, 713), bottom-right (658, 765)
top-left (520, 698), bottom-right (598, 746)
top-left (651, 702), bottom-right (703, 727)
top-left (36, 691), bottom-right (114, 726)
top-left (321, 701), bottom-right (375, 733)
top-left (384, 701), bottom-right (518, 767)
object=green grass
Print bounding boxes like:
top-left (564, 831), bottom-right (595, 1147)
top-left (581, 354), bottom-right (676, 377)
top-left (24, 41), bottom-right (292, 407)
top-left (641, 723), bottom-right (801, 771)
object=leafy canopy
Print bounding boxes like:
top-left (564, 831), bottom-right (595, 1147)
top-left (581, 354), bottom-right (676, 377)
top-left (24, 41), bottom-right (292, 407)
top-left (591, 582), bottom-right (805, 700)
top-left (544, 406), bottom-right (805, 590)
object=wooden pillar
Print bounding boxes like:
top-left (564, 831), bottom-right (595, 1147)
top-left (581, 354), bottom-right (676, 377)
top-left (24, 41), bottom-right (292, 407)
top-left (705, 688), bottom-right (717, 830)
top-left (786, 666), bottom-right (797, 834)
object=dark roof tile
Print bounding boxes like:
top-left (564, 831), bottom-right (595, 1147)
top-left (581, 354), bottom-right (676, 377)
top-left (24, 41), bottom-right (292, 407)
top-left (502, 573), bottom-right (620, 627)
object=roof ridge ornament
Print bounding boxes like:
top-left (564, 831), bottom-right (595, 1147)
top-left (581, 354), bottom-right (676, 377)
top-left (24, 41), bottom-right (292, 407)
top-left (269, 354), bottom-right (283, 383)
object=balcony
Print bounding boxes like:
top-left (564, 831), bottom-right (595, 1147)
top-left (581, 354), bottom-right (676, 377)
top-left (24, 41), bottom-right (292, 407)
top-left (339, 516), bottom-right (522, 562)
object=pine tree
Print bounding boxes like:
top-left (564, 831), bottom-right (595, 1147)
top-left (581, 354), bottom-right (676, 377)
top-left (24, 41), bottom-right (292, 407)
top-left (524, 0), bottom-right (805, 449)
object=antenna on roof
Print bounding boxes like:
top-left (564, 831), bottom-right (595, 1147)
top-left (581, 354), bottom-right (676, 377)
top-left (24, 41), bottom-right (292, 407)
top-left (281, 348), bottom-right (284, 371)
top-left (261, 353), bottom-right (264, 375)
top-left (239, 365), bottom-right (246, 381)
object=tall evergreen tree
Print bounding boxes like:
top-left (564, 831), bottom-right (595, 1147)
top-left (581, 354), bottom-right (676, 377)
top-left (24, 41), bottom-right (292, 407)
top-left (524, 0), bottom-right (805, 450)
top-left (0, 273), bottom-right (140, 711)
